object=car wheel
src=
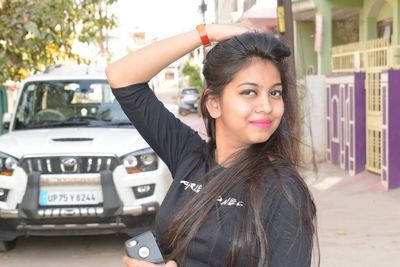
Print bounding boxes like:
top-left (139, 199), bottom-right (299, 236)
top-left (0, 239), bottom-right (16, 252)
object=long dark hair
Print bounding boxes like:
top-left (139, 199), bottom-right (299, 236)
top-left (162, 32), bottom-right (319, 266)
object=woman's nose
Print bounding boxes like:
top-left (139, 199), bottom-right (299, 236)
top-left (255, 95), bottom-right (272, 114)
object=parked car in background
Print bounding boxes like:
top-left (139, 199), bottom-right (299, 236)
top-left (177, 87), bottom-right (200, 116)
top-left (0, 65), bottom-right (172, 251)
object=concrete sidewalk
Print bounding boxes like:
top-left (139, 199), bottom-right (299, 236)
top-left (302, 163), bottom-right (400, 267)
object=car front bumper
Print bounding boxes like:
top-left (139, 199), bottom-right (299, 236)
top-left (0, 161), bottom-right (172, 240)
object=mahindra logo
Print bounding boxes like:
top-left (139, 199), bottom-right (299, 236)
top-left (60, 157), bottom-right (79, 173)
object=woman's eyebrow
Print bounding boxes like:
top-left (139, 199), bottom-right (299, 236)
top-left (237, 82), bottom-right (258, 88)
top-left (236, 82), bottom-right (283, 88)
top-left (237, 82), bottom-right (283, 88)
top-left (270, 82), bottom-right (283, 88)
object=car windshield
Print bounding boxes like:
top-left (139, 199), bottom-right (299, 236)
top-left (13, 80), bottom-right (132, 130)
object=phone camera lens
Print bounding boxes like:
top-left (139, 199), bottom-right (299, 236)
top-left (138, 246), bottom-right (150, 258)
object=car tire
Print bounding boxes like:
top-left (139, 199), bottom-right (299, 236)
top-left (0, 239), bottom-right (16, 252)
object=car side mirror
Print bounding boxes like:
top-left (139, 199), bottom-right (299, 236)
top-left (2, 113), bottom-right (12, 130)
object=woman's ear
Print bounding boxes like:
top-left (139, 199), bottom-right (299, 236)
top-left (205, 95), bottom-right (221, 119)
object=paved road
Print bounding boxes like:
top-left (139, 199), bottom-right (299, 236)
top-left (0, 235), bottom-right (127, 267)
top-left (304, 164), bottom-right (400, 267)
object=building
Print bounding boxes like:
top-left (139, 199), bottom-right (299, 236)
top-left (215, 0), bottom-right (277, 33)
top-left (293, 0), bottom-right (400, 189)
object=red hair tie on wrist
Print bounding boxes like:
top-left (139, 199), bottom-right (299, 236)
top-left (196, 24), bottom-right (211, 47)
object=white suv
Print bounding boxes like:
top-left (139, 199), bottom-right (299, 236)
top-left (0, 66), bottom-right (172, 251)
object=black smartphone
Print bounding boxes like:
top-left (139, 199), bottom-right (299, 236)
top-left (125, 230), bottom-right (165, 264)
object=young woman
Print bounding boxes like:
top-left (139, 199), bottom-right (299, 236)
top-left (106, 24), bottom-right (318, 267)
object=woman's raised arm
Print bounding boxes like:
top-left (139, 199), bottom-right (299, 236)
top-left (106, 24), bottom-right (254, 88)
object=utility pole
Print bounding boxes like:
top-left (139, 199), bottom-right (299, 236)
top-left (277, 0), bottom-right (296, 87)
top-left (199, 0), bottom-right (208, 56)
top-left (199, 0), bottom-right (207, 23)
top-left (278, 0), bottom-right (319, 176)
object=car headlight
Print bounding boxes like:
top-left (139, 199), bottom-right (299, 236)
top-left (121, 148), bottom-right (158, 174)
top-left (0, 152), bottom-right (19, 176)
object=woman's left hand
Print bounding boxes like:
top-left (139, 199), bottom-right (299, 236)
top-left (123, 256), bottom-right (178, 267)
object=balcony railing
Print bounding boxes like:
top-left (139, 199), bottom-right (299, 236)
top-left (332, 37), bottom-right (400, 72)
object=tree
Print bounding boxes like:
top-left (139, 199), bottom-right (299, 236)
top-left (0, 0), bottom-right (117, 83)
top-left (182, 61), bottom-right (203, 88)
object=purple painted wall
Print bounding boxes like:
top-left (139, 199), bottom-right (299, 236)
top-left (327, 73), bottom-right (366, 175)
top-left (387, 70), bottom-right (400, 189)
top-left (329, 84), bottom-right (340, 161)
top-left (327, 70), bottom-right (399, 189)
top-left (382, 77), bottom-right (387, 184)
top-left (331, 143), bottom-right (340, 165)
top-left (344, 85), bottom-right (349, 171)
top-left (330, 84), bottom-right (340, 165)
top-left (354, 72), bottom-right (366, 174)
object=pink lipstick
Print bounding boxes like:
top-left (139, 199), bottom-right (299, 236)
top-left (250, 119), bottom-right (272, 129)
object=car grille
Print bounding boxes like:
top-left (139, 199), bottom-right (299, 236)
top-left (20, 156), bottom-right (120, 174)
top-left (38, 206), bottom-right (104, 217)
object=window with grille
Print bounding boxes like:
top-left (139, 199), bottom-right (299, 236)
top-left (366, 72), bottom-right (381, 112)
top-left (367, 129), bottom-right (381, 173)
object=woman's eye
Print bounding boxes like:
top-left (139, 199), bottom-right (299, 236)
top-left (270, 90), bottom-right (283, 97)
top-left (240, 89), bottom-right (257, 96)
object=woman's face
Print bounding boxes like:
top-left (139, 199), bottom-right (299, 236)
top-left (207, 58), bottom-right (284, 150)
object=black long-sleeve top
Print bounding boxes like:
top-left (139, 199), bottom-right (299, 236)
top-left (112, 83), bottom-right (312, 267)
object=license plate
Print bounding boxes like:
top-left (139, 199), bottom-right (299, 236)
top-left (39, 191), bottom-right (98, 206)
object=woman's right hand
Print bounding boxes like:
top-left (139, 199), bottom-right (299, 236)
top-left (123, 256), bottom-right (178, 267)
top-left (206, 23), bottom-right (258, 43)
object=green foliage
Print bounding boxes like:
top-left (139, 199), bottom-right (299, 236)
top-left (182, 61), bottom-right (203, 88)
top-left (0, 0), bottom-right (117, 83)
